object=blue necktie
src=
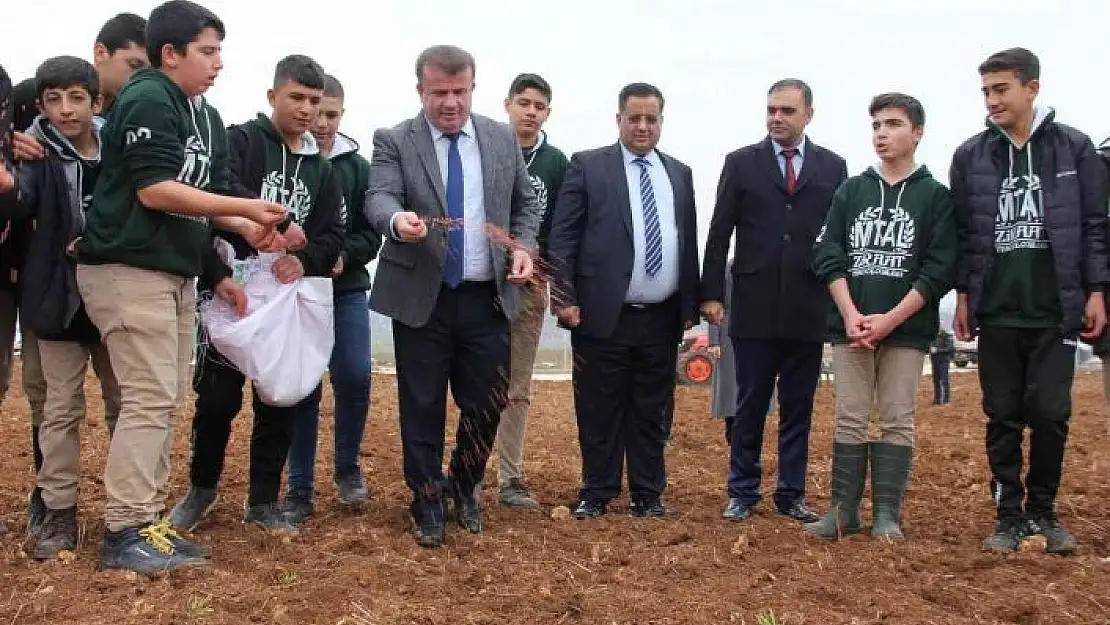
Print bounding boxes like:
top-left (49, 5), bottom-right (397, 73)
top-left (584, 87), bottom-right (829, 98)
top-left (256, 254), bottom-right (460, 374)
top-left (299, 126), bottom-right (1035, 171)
top-left (633, 157), bottom-right (663, 277)
top-left (444, 133), bottom-right (465, 288)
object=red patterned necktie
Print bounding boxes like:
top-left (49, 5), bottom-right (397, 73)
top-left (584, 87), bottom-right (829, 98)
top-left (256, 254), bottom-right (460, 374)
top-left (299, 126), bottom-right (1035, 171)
top-left (782, 147), bottom-right (798, 194)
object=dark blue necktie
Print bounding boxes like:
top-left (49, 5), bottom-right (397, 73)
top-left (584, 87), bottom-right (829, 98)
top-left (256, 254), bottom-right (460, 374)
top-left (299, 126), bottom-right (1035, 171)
top-left (444, 133), bottom-right (465, 288)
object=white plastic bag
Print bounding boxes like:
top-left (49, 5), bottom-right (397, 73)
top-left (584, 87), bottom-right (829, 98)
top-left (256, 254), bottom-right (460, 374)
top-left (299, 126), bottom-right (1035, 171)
top-left (200, 251), bottom-right (335, 407)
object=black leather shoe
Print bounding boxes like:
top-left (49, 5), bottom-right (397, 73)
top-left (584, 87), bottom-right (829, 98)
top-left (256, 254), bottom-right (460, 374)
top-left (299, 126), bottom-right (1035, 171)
top-left (722, 498), bottom-right (754, 521)
top-left (410, 500), bottom-right (446, 549)
top-left (629, 499), bottom-right (668, 518)
top-left (451, 487), bottom-right (482, 534)
top-left (573, 499), bottom-right (607, 519)
top-left (777, 501), bottom-right (820, 523)
top-left (415, 518), bottom-right (445, 548)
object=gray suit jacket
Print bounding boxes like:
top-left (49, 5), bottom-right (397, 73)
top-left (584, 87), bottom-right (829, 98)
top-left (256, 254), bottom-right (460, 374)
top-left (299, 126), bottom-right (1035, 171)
top-left (365, 112), bottom-right (541, 328)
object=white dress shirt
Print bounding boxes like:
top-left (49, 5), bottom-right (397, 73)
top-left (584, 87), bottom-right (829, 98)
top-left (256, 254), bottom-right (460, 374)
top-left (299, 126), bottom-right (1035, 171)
top-left (425, 116), bottom-right (492, 281)
top-left (773, 136), bottom-right (806, 179)
top-left (621, 143), bottom-right (679, 304)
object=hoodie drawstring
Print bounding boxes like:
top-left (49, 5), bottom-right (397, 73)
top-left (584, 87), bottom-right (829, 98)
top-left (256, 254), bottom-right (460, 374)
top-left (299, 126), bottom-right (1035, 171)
top-left (279, 145), bottom-right (304, 217)
top-left (877, 178), bottom-right (909, 212)
top-left (523, 131), bottom-right (546, 170)
top-left (186, 98), bottom-right (214, 185)
top-left (1007, 140), bottom-right (1040, 207)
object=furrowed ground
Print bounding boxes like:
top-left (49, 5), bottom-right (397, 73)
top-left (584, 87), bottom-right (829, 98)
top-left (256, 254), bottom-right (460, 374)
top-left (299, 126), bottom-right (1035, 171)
top-left (1, 363), bottom-right (1109, 625)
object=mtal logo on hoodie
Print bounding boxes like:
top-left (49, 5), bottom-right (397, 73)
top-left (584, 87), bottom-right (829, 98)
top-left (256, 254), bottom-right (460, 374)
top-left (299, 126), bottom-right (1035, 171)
top-left (848, 205), bottom-right (917, 278)
top-left (995, 173), bottom-right (1047, 253)
top-left (261, 171), bottom-right (313, 223)
top-left (529, 174), bottom-right (549, 213)
top-left (178, 135), bottom-right (212, 189)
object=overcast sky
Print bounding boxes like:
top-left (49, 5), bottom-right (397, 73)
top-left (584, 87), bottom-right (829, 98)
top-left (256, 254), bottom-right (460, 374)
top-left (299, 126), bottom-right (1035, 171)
top-left (3, 0), bottom-right (1107, 323)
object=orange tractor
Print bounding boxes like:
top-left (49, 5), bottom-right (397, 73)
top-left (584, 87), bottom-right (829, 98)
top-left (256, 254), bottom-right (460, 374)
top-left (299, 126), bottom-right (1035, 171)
top-left (677, 330), bottom-right (716, 385)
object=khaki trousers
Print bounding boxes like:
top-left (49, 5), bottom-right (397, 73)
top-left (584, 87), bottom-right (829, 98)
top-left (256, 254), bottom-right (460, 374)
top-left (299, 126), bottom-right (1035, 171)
top-left (77, 264), bottom-right (195, 532)
top-left (36, 339), bottom-right (120, 509)
top-left (832, 344), bottom-right (924, 447)
top-left (496, 282), bottom-right (548, 485)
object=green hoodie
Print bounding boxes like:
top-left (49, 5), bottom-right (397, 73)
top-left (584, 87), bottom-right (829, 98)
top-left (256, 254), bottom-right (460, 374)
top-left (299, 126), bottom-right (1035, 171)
top-left (525, 131), bottom-right (569, 253)
top-left (813, 164), bottom-right (958, 351)
top-left (224, 114), bottom-right (345, 279)
top-left (325, 132), bottom-right (380, 293)
top-left (76, 68), bottom-right (230, 277)
top-left (977, 109), bottom-right (1062, 328)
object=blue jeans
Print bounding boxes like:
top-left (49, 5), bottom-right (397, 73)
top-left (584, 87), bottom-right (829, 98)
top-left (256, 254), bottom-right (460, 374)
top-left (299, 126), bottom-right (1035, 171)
top-left (287, 290), bottom-right (372, 498)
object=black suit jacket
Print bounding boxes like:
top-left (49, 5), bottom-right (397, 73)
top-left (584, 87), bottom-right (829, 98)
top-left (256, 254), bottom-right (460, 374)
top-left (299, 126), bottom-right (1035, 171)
top-left (701, 137), bottom-right (848, 343)
top-left (547, 143), bottom-right (700, 339)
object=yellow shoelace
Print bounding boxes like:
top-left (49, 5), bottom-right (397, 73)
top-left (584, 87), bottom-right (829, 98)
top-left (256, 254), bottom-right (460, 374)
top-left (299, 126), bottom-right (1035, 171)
top-left (137, 520), bottom-right (179, 555)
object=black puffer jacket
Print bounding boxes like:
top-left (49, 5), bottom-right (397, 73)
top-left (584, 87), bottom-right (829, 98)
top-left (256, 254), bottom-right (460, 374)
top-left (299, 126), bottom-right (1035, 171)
top-left (950, 108), bottom-right (1110, 337)
top-left (1089, 137), bottom-right (1110, 355)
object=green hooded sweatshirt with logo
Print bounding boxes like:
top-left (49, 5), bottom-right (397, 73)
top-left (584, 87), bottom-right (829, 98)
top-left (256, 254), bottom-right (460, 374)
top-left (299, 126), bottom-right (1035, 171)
top-left (977, 110), bottom-right (1062, 328)
top-left (76, 68), bottom-right (230, 277)
top-left (223, 114), bottom-right (345, 279)
top-left (813, 164), bottom-right (958, 351)
top-left (325, 132), bottom-right (380, 293)
top-left (523, 131), bottom-right (569, 253)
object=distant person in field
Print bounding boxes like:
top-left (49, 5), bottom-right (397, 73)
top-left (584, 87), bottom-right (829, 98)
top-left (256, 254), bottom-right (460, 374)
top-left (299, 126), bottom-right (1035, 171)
top-left (3, 11), bottom-right (147, 541)
top-left (807, 93), bottom-right (957, 542)
top-left (495, 73), bottom-right (568, 510)
top-left (930, 327), bottom-right (954, 405)
top-left (951, 48), bottom-right (1108, 555)
top-left (708, 258), bottom-right (774, 444)
top-left (700, 78), bottom-right (848, 524)
top-left (547, 82), bottom-right (700, 520)
top-left (284, 73), bottom-right (381, 526)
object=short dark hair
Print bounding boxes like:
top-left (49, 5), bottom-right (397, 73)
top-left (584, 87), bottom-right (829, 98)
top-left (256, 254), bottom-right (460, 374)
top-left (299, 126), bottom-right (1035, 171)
top-left (273, 54), bottom-right (326, 90)
top-left (618, 82), bottom-right (664, 112)
top-left (978, 47), bottom-right (1040, 83)
top-left (323, 74), bottom-right (344, 99)
top-left (768, 78), bottom-right (813, 108)
top-left (869, 92), bottom-right (926, 128)
top-left (12, 78), bottom-right (38, 131)
top-left (95, 13), bottom-right (147, 53)
top-left (508, 73), bottom-right (552, 102)
top-left (146, 1), bottom-right (225, 70)
top-left (415, 45), bottom-right (475, 81)
top-left (35, 56), bottom-right (100, 101)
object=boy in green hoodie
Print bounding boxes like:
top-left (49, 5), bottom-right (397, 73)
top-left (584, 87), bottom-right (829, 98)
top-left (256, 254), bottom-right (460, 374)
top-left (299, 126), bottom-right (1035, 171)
top-left (169, 54), bottom-right (345, 535)
top-left (807, 93), bottom-right (957, 542)
top-left (0, 56), bottom-right (124, 561)
top-left (284, 74), bottom-right (380, 524)
top-left (495, 73), bottom-right (568, 509)
top-left (73, 0), bottom-right (286, 576)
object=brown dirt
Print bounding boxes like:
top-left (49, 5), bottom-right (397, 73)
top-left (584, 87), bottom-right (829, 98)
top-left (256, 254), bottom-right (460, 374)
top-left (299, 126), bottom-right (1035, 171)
top-left (1, 364), bottom-right (1109, 625)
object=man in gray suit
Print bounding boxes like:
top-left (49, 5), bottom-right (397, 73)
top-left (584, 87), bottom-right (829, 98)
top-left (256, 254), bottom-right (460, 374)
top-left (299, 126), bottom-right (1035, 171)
top-left (365, 45), bottom-right (541, 549)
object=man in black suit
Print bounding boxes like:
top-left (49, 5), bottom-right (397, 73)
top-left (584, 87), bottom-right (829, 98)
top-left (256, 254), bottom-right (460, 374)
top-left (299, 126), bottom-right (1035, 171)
top-left (701, 79), bottom-right (848, 523)
top-left (547, 82), bottom-right (700, 519)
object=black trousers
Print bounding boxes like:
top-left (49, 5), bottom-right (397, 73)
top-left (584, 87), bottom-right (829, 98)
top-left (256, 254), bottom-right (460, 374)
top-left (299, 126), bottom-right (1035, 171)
top-left (392, 281), bottom-right (509, 519)
top-left (930, 353), bottom-right (951, 404)
top-left (727, 338), bottom-right (822, 508)
top-left (571, 298), bottom-right (680, 503)
top-left (978, 326), bottom-right (1075, 522)
top-left (188, 342), bottom-right (296, 507)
